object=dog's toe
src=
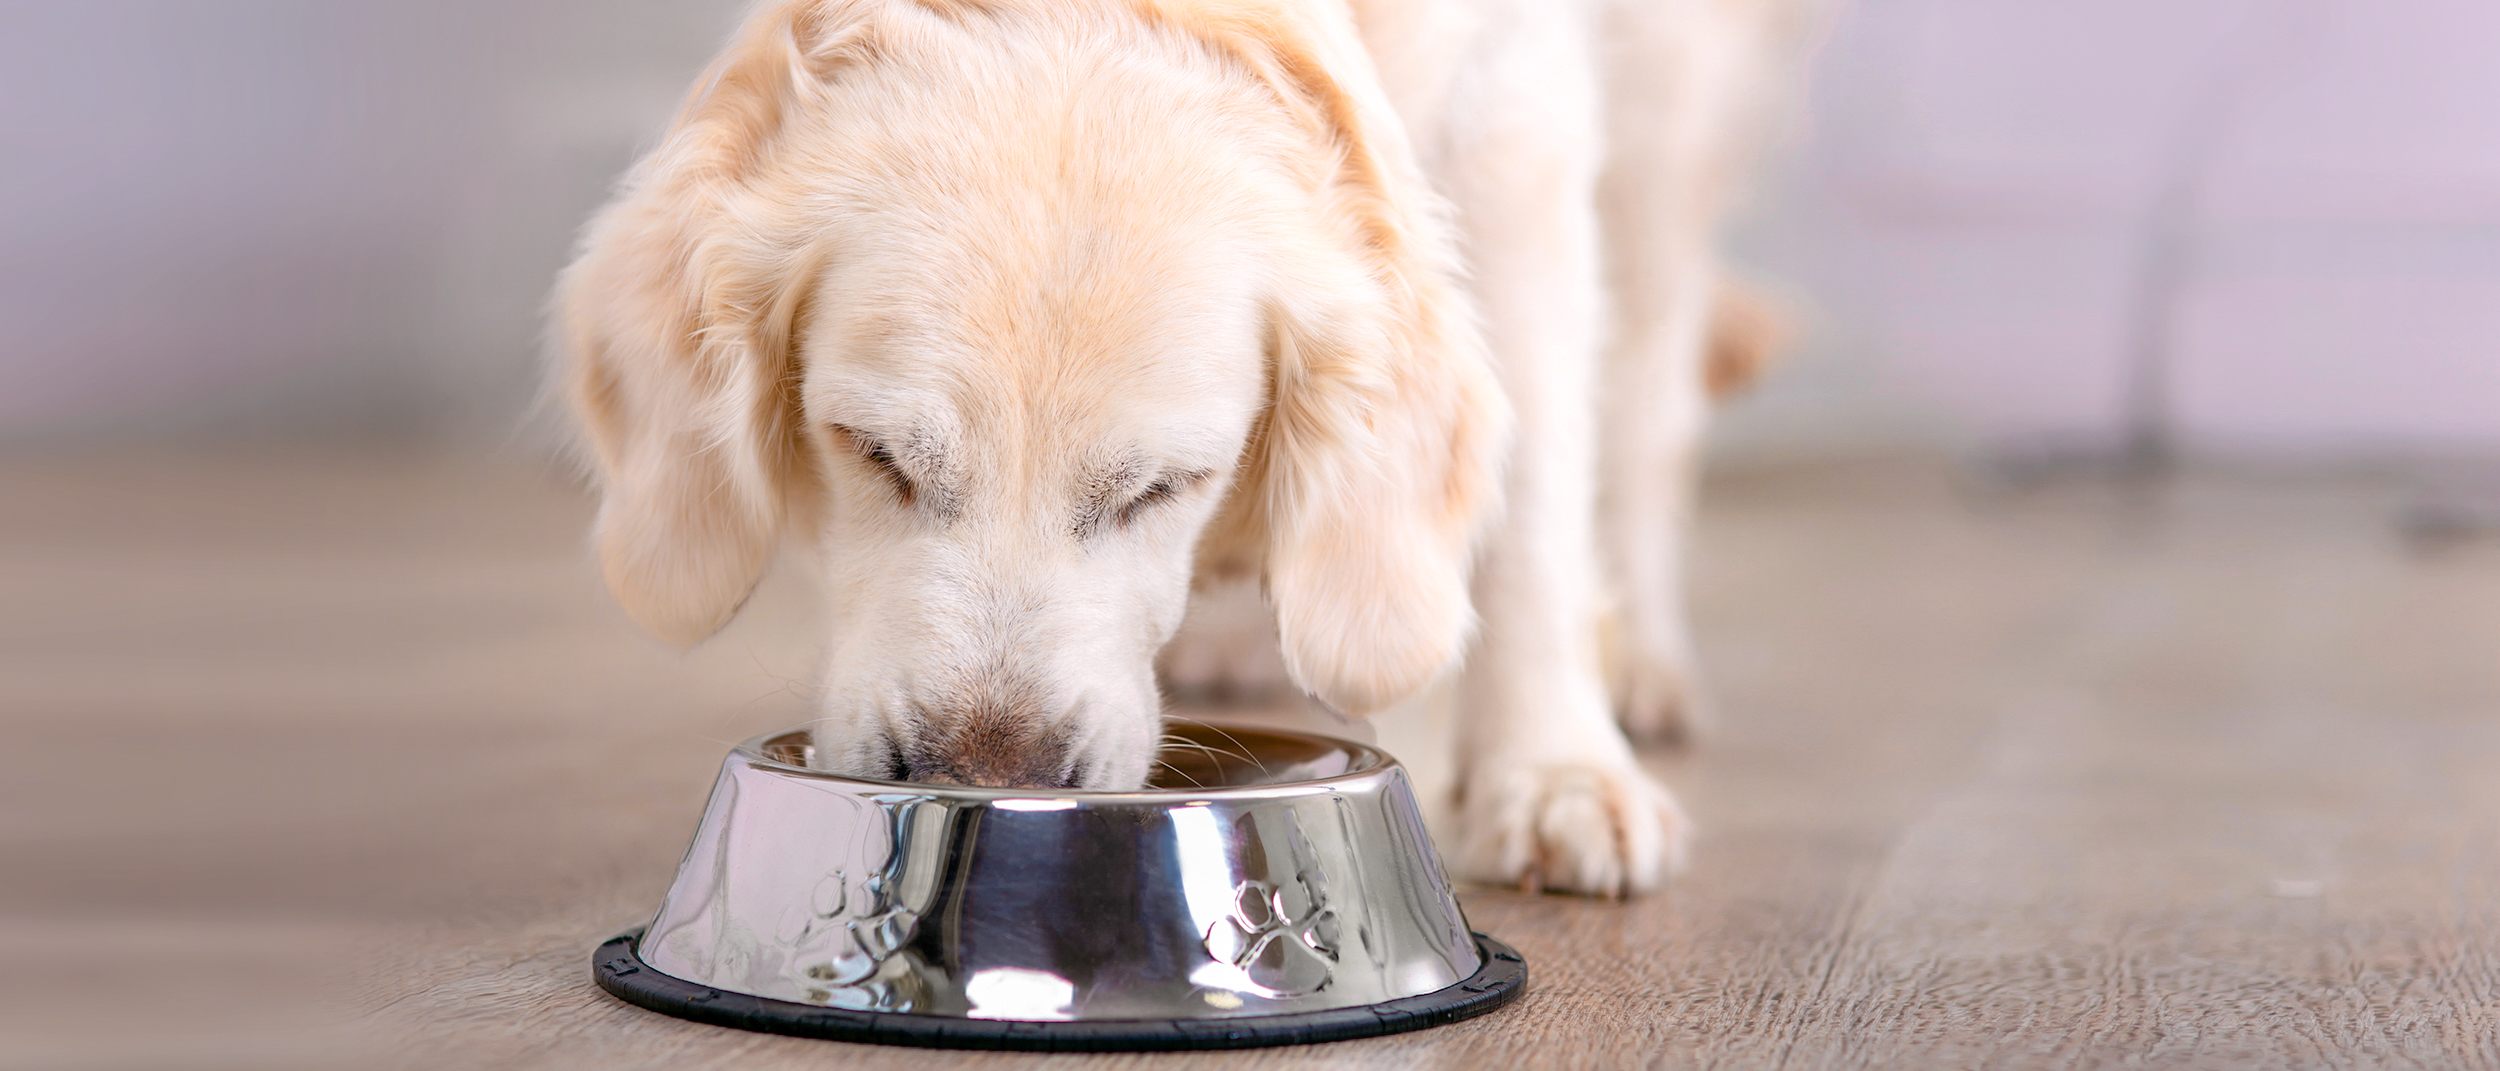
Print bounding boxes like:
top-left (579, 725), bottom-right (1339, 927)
top-left (1456, 759), bottom-right (1690, 897)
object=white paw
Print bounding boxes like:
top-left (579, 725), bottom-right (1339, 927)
top-left (1158, 580), bottom-right (1294, 704)
top-left (1455, 759), bottom-right (1690, 898)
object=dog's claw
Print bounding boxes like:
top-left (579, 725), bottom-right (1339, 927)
top-left (1458, 759), bottom-right (1689, 898)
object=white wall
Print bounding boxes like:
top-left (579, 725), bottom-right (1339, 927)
top-left (0, 0), bottom-right (745, 442)
top-left (4, 0), bottom-right (2496, 459)
top-left (1718, 0), bottom-right (2500, 461)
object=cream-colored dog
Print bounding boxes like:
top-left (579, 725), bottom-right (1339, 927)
top-left (560, 0), bottom-right (1792, 896)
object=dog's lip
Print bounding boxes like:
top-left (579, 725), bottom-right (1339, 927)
top-left (747, 720), bottom-right (1390, 801)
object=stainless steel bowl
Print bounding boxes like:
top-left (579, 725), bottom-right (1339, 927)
top-left (593, 721), bottom-right (1524, 1050)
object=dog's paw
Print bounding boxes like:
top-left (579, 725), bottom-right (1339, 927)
top-left (1609, 646), bottom-right (1712, 747)
top-left (1455, 758), bottom-right (1690, 898)
top-left (1158, 581), bottom-right (1294, 705)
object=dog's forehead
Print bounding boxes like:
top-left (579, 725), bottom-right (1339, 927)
top-left (784, 28), bottom-right (1295, 480)
top-left (800, 256), bottom-right (1266, 469)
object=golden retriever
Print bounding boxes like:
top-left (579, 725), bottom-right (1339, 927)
top-left (559, 0), bottom-right (1792, 896)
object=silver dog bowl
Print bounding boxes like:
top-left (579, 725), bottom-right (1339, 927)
top-left (593, 722), bottom-right (1523, 1050)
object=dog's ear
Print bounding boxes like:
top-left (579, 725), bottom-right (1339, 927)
top-left (1180, 4), bottom-right (1513, 715)
top-left (556, 2), bottom-right (870, 647)
top-left (1255, 285), bottom-right (1509, 716)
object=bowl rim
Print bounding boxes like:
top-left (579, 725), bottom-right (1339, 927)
top-left (728, 719), bottom-right (1403, 805)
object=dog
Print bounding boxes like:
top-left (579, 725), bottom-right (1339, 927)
top-left (558, 0), bottom-right (1795, 896)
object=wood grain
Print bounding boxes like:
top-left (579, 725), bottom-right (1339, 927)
top-left (5, 453), bottom-right (2497, 1069)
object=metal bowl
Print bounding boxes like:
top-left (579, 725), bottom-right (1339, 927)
top-left (592, 721), bottom-right (1523, 1050)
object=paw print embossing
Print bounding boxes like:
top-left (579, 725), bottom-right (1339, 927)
top-left (782, 869), bottom-right (920, 1008)
top-left (1201, 868), bottom-right (1340, 995)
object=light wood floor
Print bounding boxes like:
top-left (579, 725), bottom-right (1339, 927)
top-left (6, 451), bottom-right (2499, 1070)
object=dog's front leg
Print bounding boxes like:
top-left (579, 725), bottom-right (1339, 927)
top-left (1432, 1), bottom-right (1689, 897)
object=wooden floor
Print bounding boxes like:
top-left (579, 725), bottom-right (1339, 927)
top-left (7, 451), bottom-right (2500, 1070)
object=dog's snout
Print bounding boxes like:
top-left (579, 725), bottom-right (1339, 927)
top-left (902, 744), bottom-right (1076, 790)
top-left (898, 691), bottom-right (1079, 789)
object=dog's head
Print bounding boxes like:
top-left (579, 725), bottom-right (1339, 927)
top-left (557, 0), bottom-right (1507, 789)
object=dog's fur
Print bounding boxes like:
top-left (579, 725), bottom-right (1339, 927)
top-left (560, 0), bottom-right (1795, 895)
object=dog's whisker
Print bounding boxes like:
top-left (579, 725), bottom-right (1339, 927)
top-left (1155, 730), bottom-right (1249, 756)
top-left (1149, 757), bottom-right (1206, 789)
top-left (1150, 753), bottom-right (1203, 782)
top-left (1155, 736), bottom-right (1241, 764)
top-left (1177, 725), bottom-right (1268, 775)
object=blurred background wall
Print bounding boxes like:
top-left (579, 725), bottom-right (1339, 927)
top-left (0, 0), bottom-right (747, 444)
top-left (4, 0), bottom-right (2496, 461)
top-left (1725, 0), bottom-right (2500, 464)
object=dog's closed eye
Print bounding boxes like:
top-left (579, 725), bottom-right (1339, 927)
top-left (831, 424), bottom-right (920, 508)
top-left (1115, 471), bottom-right (1209, 527)
top-left (1071, 468), bottom-right (1213, 538)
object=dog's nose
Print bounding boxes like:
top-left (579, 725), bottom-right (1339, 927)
top-left (901, 726), bottom-right (1077, 789)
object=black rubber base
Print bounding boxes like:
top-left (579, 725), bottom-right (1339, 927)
top-left (592, 928), bottom-right (1525, 1051)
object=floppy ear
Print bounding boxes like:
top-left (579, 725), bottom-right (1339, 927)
top-left (1175, 3), bottom-right (1513, 715)
top-left (1256, 286), bottom-right (1509, 716)
top-left (556, 2), bottom-right (868, 647)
